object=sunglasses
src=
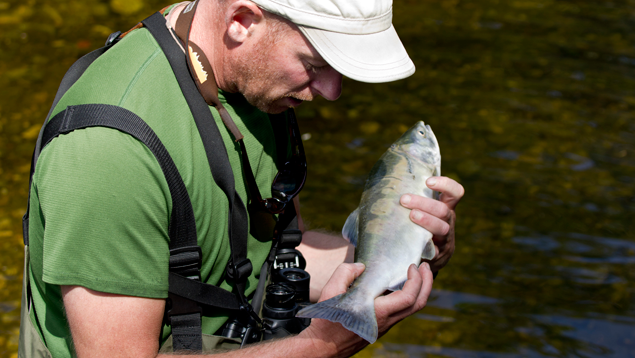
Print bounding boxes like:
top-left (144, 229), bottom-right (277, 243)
top-left (239, 110), bottom-right (307, 215)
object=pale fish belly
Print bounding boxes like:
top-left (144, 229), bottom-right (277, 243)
top-left (355, 176), bottom-right (431, 295)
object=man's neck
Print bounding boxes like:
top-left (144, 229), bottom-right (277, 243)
top-left (169, 0), bottom-right (233, 93)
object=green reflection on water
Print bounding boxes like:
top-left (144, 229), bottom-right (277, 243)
top-left (1, 0), bottom-right (634, 357)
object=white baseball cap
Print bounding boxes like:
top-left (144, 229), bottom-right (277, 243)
top-left (250, 0), bottom-right (415, 83)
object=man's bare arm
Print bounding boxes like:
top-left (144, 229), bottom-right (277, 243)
top-left (61, 286), bottom-right (165, 358)
top-left (62, 261), bottom-right (433, 358)
top-left (298, 230), bottom-right (354, 302)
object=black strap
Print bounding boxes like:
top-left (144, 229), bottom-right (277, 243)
top-left (23, 42), bottom-right (114, 246)
top-left (142, 12), bottom-right (261, 350)
top-left (39, 103), bottom-right (244, 351)
top-left (41, 104), bottom-right (199, 249)
top-left (171, 314), bottom-right (202, 352)
top-left (142, 13), bottom-right (253, 303)
top-left (268, 112), bottom-right (290, 170)
top-left (169, 273), bottom-right (241, 311)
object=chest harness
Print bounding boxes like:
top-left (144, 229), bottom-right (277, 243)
top-left (22, 6), bottom-right (309, 353)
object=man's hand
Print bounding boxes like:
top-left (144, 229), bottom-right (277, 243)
top-left (400, 176), bottom-right (464, 272)
top-left (300, 262), bottom-right (433, 357)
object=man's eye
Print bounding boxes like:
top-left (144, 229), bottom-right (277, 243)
top-left (305, 62), bottom-right (327, 73)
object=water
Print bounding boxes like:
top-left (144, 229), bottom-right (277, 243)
top-left (1, 0), bottom-right (634, 357)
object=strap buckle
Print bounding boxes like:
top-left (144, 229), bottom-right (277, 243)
top-left (105, 31), bottom-right (122, 47)
top-left (22, 214), bottom-right (29, 246)
top-left (279, 229), bottom-right (302, 248)
top-left (226, 259), bottom-right (253, 283)
top-left (164, 292), bottom-right (202, 326)
top-left (169, 246), bottom-right (202, 281)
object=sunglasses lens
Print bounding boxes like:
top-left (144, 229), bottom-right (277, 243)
top-left (272, 160), bottom-right (306, 197)
top-left (265, 198), bottom-right (286, 214)
top-left (272, 170), bottom-right (297, 195)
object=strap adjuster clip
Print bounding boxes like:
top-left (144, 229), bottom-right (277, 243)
top-left (169, 246), bottom-right (202, 280)
top-left (279, 229), bottom-right (302, 248)
top-left (105, 31), bottom-right (122, 47)
top-left (164, 292), bottom-right (202, 326)
top-left (226, 259), bottom-right (253, 282)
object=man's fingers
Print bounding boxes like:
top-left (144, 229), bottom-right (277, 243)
top-left (416, 262), bottom-right (434, 305)
top-left (405, 208), bottom-right (451, 237)
top-left (398, 263), bottom-right (433, 313)
top-left (319, 263), bottom-right (365, 301)
top-left (375, 263), bottom-right (433, 327)
top-left (401, 194), bottom-right (451, 220)
top-left (375, 265), bottom-right (421, 313)
top-left (425, 176), bottom-right (464, 209)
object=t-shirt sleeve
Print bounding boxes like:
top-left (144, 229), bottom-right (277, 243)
top-left (34, 126), bottom-right (172, 298)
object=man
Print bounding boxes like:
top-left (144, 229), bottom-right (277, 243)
top-left (19, 0), bottom-right (464, 357)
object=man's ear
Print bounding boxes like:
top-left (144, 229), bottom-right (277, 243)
top-left (225, 0), bottom-right (264, 43)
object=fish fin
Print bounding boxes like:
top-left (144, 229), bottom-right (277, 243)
top-left (296, 293), bottom-right (378, 344)
top-left (422, 237), bottom-right (436, 260)
top-left (342, 208), bottom-right (360, 247)
top-left (434, 163), bottom-right (441, 178)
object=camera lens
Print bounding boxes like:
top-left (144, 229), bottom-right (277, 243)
top-left (265, 283), bottom-right (295, 309)
top-left (284, 271), bottom-right (303, 280)
top-left (276, 268), bottom-right (310, 303)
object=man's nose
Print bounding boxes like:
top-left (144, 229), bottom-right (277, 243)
top-left (311, 66), bottom-right (343, 101)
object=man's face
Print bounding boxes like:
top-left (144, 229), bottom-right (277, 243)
top-left (233, 21), bottom-right (343, 114)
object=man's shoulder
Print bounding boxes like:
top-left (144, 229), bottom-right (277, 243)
top-left (51, 27), bottom-right (178, 118)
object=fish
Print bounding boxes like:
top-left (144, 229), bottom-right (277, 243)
top-left (296, 121), bottom-right (441, 343)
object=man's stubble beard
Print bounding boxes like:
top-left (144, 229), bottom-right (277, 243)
top-left (233, 35), bottom-right (312, 114)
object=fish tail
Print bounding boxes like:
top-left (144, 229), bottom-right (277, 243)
top-left (296, 293), bottom-right (378, 343)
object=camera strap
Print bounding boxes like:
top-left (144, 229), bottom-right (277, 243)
top-left (142, 11), bottom-right (263, 350)
top-left (140, 9), bottom-right (305, 349)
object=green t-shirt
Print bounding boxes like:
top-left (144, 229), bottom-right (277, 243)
top-left (27, 18), bottom-right (283, 358)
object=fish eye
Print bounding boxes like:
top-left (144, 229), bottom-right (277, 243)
top-left (418, 130), bottom-right (426, 137)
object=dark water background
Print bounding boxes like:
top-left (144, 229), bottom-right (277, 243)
top-left (1, 0), bottom-right (634, 357)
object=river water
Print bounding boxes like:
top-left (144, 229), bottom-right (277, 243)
top-left (1, 0), bottom-right (634, 357)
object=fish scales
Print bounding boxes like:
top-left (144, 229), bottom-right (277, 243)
top-left (297, 121), bottom-right (441, 343)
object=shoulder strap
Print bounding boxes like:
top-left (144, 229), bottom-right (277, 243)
top-left (141, 12), bottom-right (254, 305)
top-left (22, 37), bottom-right (118, 245)
top-left (38, 102), bottom-right (248, 350)
top-left (40, 104), bottom-right (236, 350)
top-left (141, 12), bottom-right (265, 350)
top-left (141, 13), bottom-right (307, 349)
top-left (41, 104), bottom-right (198, 250)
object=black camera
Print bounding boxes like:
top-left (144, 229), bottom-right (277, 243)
top-left (262, 248), bottom-right (312, 340)
top-left (220, 315), bottom-right (261, 344)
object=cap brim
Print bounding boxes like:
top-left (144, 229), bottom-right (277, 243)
top-left (298, 25), bottom-right (415, 83)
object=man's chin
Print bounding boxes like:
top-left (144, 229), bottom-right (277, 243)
top-left (264, 97), bottom-right (305, 114)
top-left (244, 93), bottom-right (308, 113)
